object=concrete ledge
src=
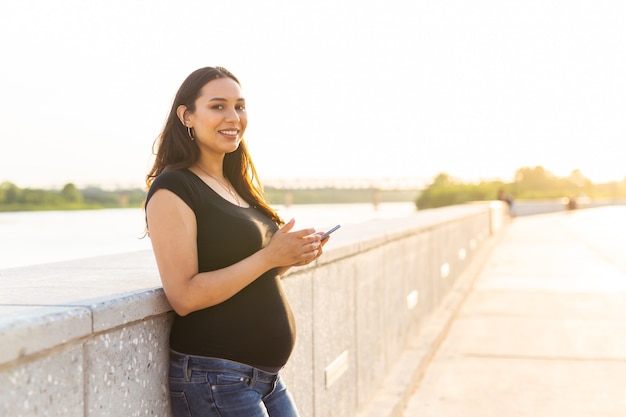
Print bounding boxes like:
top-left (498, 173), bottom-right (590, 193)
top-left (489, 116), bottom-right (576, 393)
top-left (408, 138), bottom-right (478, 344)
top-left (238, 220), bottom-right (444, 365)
top-left (87, 288), bottom-right (170, 332)
top-left (0, 202), bottom-right (508, 417)
top-left (0, 305), bottom-right (91, 363)
top-left (355, 221), bottom-right (502, 417)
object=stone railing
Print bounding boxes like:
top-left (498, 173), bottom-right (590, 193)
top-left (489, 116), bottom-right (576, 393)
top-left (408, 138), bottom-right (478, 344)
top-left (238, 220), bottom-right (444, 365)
top-left (0, 202), bottom-right (507, 417)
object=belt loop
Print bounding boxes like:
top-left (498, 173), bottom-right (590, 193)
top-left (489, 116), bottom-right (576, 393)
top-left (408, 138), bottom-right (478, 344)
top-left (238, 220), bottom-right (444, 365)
top-left (183, 356), bottom-right (190, 382)
top-left (250, 368), bottom-right (258, 386)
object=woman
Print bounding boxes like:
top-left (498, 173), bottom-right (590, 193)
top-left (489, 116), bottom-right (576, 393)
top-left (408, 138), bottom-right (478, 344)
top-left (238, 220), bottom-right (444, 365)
top-left (145, 66), bottom-right (327, 417)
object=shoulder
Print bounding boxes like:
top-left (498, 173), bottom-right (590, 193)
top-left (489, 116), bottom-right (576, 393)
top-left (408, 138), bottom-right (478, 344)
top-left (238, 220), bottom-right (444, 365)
top-left (147, 169), bottom-right (198, 208)
top-left (152, 169), bottom-right (192, 187)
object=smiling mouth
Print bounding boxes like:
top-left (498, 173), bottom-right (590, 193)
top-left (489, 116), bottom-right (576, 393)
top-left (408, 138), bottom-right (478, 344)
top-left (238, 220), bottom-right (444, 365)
top-left (219, 129), bottom-right (239, 137)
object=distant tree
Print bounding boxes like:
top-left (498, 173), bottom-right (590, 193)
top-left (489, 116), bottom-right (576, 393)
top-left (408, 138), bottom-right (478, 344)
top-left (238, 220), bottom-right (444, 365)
top-left (514, 166), bottom-right (554, 193)
top-left (415, 165), bottom-right (626, 210)
top-left (0, 182), bottom-right (8, 203)
top-left (432, 173), bottom-right (454, 187)
top-left (21, 188), bottom-right (48, 205)
top-left (61, 183), bottom-right (84, 204)
top-left (568, 169), bottom-right (586, 187)
top-left (511, 166), bottom-right (596, 198)
top-left (415, 173), bottom-right (505, 209)
top-left (0, 182), bottom-right (20, 204)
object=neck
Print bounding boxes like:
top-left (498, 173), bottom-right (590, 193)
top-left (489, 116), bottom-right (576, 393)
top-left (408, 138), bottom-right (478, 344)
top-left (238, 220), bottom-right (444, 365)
top-left (195, 164), bottom-right (224, 182)
top-left (193, 163), bottom-right (242, 207)
top-left (195, 160), bottom-right (224, 179)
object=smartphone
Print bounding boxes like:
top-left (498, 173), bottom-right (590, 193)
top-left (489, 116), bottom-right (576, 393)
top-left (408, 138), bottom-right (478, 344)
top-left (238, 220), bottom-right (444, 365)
top-left (320, 224), bottom-right (341, 240)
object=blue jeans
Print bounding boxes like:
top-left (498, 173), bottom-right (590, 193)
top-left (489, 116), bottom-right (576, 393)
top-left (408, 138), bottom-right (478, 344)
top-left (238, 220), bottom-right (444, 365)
top-left (168, 350), bottom-right (300, 417)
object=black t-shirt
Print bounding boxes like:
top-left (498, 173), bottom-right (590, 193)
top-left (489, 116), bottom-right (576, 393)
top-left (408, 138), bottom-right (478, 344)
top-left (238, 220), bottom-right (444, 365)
top-left (146, 169), bottom-right (296, 370)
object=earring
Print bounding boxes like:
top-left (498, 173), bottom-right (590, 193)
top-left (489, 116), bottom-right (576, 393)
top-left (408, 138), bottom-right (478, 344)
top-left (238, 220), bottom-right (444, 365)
top-left (187, 126), bottom-right (195, 141)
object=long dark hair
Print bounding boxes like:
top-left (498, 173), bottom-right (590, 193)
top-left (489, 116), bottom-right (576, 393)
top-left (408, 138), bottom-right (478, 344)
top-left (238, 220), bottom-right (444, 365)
top-left (146, 67), bottom-right (283, 225)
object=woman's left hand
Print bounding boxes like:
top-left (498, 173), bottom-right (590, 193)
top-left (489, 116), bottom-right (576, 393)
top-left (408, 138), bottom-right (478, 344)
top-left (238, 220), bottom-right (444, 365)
top-left (293, 231), bottom-right (328, 266)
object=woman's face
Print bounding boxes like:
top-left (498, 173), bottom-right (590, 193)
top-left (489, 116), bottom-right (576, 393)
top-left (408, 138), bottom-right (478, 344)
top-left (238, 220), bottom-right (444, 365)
top-left (187, 77), bottom-right (247, 156)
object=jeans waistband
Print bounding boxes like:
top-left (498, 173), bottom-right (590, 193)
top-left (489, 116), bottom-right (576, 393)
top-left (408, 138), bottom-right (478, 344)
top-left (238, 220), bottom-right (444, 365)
top-left (169, 350), bottom-right (279, 382)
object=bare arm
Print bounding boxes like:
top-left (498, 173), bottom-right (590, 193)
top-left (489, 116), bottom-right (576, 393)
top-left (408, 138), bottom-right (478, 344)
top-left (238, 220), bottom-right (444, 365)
top-left (146, 189), bottom-right (321, 316)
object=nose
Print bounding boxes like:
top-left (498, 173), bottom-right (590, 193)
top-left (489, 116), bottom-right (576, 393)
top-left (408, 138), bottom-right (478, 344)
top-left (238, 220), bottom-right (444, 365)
top-left (225, 107), bottom-right (241, 123)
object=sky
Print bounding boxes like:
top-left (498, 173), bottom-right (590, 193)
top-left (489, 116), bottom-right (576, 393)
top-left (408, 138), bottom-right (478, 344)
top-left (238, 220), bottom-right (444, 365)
top-left (1, 0), bottom-right (625, 190)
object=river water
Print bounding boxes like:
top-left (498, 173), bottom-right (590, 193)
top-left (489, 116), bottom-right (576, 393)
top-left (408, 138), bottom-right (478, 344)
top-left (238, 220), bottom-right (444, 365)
top-left (0, 202), bottom-right (416, 269)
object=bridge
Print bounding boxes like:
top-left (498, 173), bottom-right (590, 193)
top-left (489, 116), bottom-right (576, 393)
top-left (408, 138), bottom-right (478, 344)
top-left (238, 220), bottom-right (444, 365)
top-left (263, 176), bottom-right (430, 190)
top-left (1, 202), bottom-right (625, 417)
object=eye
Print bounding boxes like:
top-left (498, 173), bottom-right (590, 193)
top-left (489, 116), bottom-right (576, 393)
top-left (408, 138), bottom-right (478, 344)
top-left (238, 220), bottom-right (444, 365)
top-left (236, 104), bottom-right (246, 111)
top-left (211, 104), bottom-right (225, 110)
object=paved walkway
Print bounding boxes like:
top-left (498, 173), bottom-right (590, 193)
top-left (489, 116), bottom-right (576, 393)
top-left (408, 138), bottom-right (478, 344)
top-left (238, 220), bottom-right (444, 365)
top-left (403, 206), bottom-right (626, 416)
